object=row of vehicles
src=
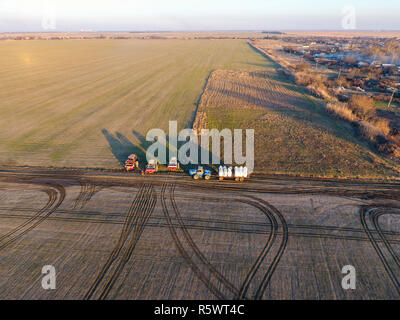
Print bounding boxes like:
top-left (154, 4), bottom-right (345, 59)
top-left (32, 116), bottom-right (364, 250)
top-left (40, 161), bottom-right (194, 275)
top-left (124, 154), bottom-right (249, 182)
top-left (125, 155), bottom-right (180, 174)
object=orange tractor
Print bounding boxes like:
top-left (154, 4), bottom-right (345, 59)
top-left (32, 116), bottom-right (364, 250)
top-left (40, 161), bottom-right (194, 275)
top-left (124, 154), bottom-right (140, 172)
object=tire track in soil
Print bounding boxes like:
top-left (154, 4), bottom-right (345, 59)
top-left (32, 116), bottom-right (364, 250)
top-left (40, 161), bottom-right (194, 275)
top-left (99, 184), bottom-right (156, 300)
top-left (73, 181), bottom-right (104, 210)
top-left (161, 178), bottom-right (227, 299)
top-left (3, 209), bottom-right (399, 244)
top-left (163, 180), bottom-right (288, 300)
top-left (84, 183), bottom-right (156, 300)
top-left (373, 210), bottom-right (400, 268)
top-left (3, 205), bottom-right (400, 239)
top-left (246, 195), bottom-right (288, 300)
top-left (167, 188), bottom-right (287, 300)
top-left (234, 195), bottom-right (288, 300)
top-left (360, 205), bottom-right (400, 296)
top-left (170, 183), bottom-right (240, 297)
top-left (236, 197), bottom-right (278, 300)
top-left (0, 182), bottom-right (65, 252)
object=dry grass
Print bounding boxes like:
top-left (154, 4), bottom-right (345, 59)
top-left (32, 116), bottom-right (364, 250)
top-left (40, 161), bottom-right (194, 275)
top-left (250, 40), bottom-right (400, 162)
top-left (306, 82), bottom-right (331, 100)
top-left (326, 103), bottom-right (358, 122)
top-left (348, 96), bottom-right (376, 120)
top-left (371, 118), bottom-right (392, 137)
top-left (358, 121), bottom-right (385, 141)
top-left (195, 67), bottom-right (398, 178)
top-left (327, 102), bottom-right (397, 157)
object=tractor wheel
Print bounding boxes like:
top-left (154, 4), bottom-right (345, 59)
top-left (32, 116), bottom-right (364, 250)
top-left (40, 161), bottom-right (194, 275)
top-left (204, 175), bottom-right (211, 181)
top-left (193, 175), bottom-right (199, 180)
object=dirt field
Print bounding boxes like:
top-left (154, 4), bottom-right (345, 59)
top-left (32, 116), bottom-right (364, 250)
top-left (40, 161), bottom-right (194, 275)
top-left (0, 39), bottom-right (266, 168)
top-left (0, 168), bottom-right (400, 300)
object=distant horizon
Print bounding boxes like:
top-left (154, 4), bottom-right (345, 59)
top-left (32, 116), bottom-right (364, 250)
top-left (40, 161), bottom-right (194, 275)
top-left (2, 29), bottom-right (400, 34)
top-left (1, 0), bottom-right (399, 33)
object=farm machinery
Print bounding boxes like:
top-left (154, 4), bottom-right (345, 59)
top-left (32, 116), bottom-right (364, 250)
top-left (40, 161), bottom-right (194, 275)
top-left (168, 157), bottom-right (180, 171)
top-left (141, 158), bottom-right (180, 175)
top-left (124, 154), bottom-right (140, 172)
top-left (189, 165), bottom-right (249, 181)
top-left (125, 155), bottom-right (249, 182)
top-left (145, 159), bottom-right (159, 174)
top-left (189, 166), bottom-right (211, 180)
top-left (218, 166), bottom-right (249, 182)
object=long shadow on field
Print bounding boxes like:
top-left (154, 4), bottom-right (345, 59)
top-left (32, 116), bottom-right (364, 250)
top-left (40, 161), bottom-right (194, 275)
top-left (102, 129), bottom-right (147, 166)
top-left (102, 128), bottom-right (231, 174)
top-left (132, 130), bottom-right (154, 164)
top-left (133, 130), bottom-right (222, 174)
top-left (132, 130), bottom-right (213, 172)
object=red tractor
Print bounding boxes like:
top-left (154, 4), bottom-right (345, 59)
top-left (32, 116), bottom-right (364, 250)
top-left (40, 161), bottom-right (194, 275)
top-left (168, 157), bottom-right (180, 171)
top-left (145, 159), bottom-right (158, 174)
top-left (124, 154), bottom-right (139, 172)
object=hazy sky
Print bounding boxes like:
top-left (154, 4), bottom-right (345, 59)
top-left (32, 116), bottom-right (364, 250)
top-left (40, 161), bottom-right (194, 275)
top-left (0, 0), bottom-right (399, 32)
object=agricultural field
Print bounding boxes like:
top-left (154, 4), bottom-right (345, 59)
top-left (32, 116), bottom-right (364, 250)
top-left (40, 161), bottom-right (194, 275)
top-left (195, 64), bottom-right (400, 178)
top-left (1, 35), bottom-right (400, 301)
top-left (0, 39), bottom-right (266, 168)
top-left (2, 37), bottom-right (399, 179)
top-left (1, 171), bottom-right (400, 300)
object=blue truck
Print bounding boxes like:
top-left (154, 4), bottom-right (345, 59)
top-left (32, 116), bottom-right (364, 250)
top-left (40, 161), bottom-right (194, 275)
top-left (189, 166), bottom-right (211, 180)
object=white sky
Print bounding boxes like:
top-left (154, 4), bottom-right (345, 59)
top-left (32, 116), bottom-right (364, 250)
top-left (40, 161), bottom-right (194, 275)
top-left (0, 0), bottom-right (399, 32)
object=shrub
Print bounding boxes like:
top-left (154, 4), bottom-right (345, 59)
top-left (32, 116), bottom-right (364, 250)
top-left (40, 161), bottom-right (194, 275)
top-left (357, 120), bottom-right (383, 142)
top-left (295, 72), bottom-right (313, 86)
top-left (295, 63), bottom-right (310, 72)
top-left (335, 76), bottom-right (350, 88)
top-left (326, 103), bottom-right (357, 122)
top-left (348, 95), bottom-right (376, 120)
top-left (371, 118), bottom-right (391, 137)
top-left (307, 82), bottom-right (332, 100)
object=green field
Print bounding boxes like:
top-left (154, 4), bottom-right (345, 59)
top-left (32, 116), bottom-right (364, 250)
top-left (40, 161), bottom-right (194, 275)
top-left (0, 39), bottom-right (266, 168)
top-left (1, 38), bottom-right (399, 178)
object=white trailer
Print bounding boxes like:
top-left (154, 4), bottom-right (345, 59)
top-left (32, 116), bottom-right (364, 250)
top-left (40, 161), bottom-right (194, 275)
top-left (218, 165), bottom-right (249, 182)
